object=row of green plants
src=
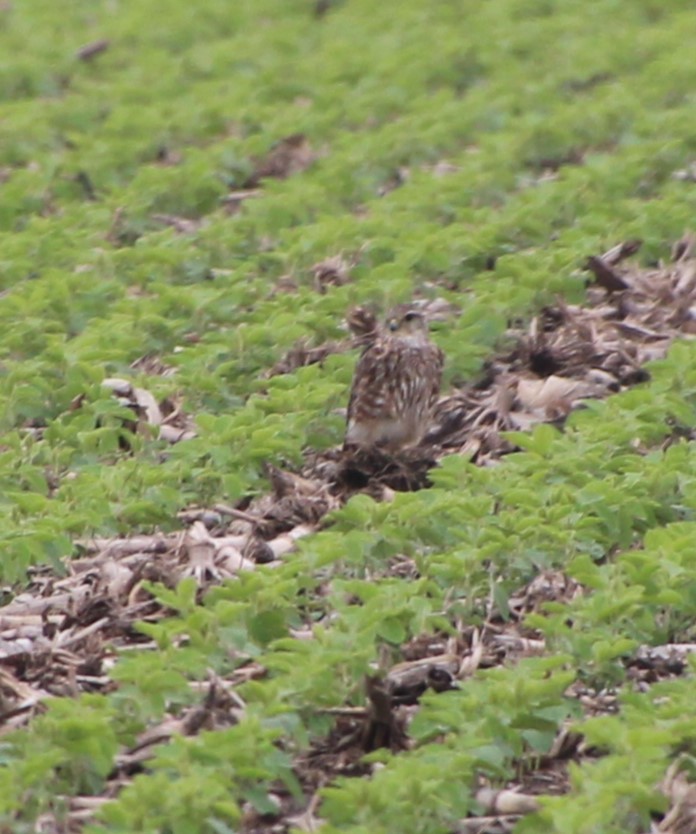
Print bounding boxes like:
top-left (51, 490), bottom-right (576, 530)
top-left (3, 141), bottom-right (696, 577)
top-left (2, 0), bottom-right (696, 830)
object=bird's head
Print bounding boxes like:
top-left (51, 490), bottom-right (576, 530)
top-left (386, 307), bottom-right (428, 340)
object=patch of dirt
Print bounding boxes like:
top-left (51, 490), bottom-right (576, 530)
top-left (243, 134), bottom-right (317, 189)
top-left (75, 39), bottom-right (109, 62)
top-left (524, 147), bottom-right (586, 172)
top-left (377, 165), bottom-right (410, 197)
top-left (267, 338), bottom-right (346, 377)
top-left (221, 135), bottom-right (318, 216)
top-left (561, 72), bottom-right (614, 94)
top-left (129, 353), bottom-right (176, 377)
top-left (151, 213), bottom-right (203, 234)
top-left (6, 237), bottom-right (696, 832)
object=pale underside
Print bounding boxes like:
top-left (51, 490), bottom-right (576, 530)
top-left (345, 413), bottom-right (428, 449)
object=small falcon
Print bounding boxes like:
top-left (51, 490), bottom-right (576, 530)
top-left (345, 305), bottom-right (444, 451)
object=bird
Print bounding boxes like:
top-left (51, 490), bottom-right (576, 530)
top-left (344, 305), bottom-right (444, 451)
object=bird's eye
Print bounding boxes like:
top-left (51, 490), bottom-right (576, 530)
top-left (403, 312), bottom-right (417, 322)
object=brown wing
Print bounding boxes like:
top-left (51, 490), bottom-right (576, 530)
top-left (346, 338), bottom-right (398, 425)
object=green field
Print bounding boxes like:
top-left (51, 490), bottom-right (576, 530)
top-left (2, 0), bottom-right (696, 831)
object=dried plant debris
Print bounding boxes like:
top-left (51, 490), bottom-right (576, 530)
top-left (463, 787), bottom-right (541, 829)
top-left (222, 135), bottom-right (317, 213)
top-left (221, 188), bottom-right (261, 215)
top-left (425, 237), bottom-right (696, 465)
top-left (654, 758), bottom-right (696, 834)
top-left (508, 570), bottom-right (585, 617)
top-left (151, 213), bottom-right (203, 234)
top-left (377, 165), bottom-right (410, 197)
top-left (266, 305), bottom-right (374, 378)
top-left (288, 633), bottom-right (570, 834)
top-left (220, 464), bottom-right (339, 540)
top-left (332, 444), bottom-right (439, 493)
top-left (346, 304), bottom-right (380, 340)
top-left (100, 377), bottom-right (196, 443)
top-left (0, 514), bottom-right (315, 733)
top-left (267, 338), bottom-right (346, 377)
top-left (385, 653), bottom-right (460, 703)
top-left (583, 237), bottom-right (642, 292)
top-left (627, 643), bottom-right (696, 686)
top-left (129, 353), bottom-right (176, 377)
top-left (311, 253), bottom-right (354, 293)
top-left (359, 675), bottom-right (410, 752)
